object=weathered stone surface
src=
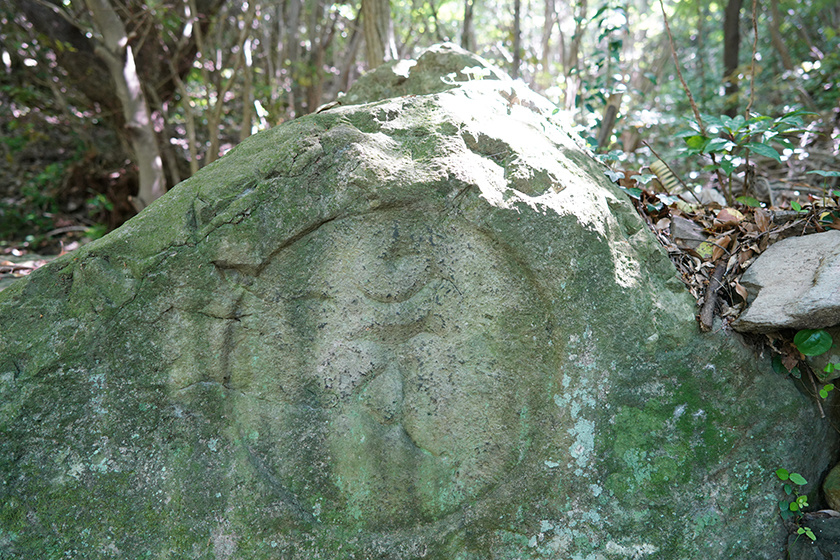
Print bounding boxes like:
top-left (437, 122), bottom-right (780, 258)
top-left (733, 230), bottom-right (840, 333)
top-left (1, 47), bottom-right (837, 559)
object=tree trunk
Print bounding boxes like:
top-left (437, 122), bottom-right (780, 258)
top-left (538, 0), bottom-right (556, 86)
top-left (562, 0), bottom-right (586, 111)
top-left (768, 0), bottom-right (793, 70)
top-left (363, 0), bottom-right (395, 68)
top-left (336, 14), bottom-right (363, 95)
top-left (169, 62), bottom-right (201, 175)
top-left (597, 93), bottom-right (622, 149)
top-left (461, 0), bottom-right (475, 52)
top-left (696, 0), bottom-right (707, 102)
top-left (206, 2), bottom-right (253, 163)
top-left (240, 38), bottom-right (255, 142)
top-left (306, 0), bottom-right (333, 113)
top-left (286, 0), bottom-right (304, 117)
top-left (723, 0), bottom-right (743, 118)
top-left (85, 0), bottom-right (165, 211)
top-left (512, 0), bottom-right (521, 79)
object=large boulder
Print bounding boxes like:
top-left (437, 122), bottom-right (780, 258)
top-left (1, 46), bottom-right (836, 559)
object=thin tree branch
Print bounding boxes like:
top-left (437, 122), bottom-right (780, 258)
top-left (746, 0), bottom-right (758, 117)
top-left (658, 0), bottom-right (730, 202)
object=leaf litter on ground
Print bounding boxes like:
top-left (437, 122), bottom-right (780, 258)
top-left (610, 160), bottom-right (840, 378)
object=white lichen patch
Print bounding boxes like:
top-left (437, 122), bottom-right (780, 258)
top-left (568, 418), bottom-right (595, 471)
top-left (604, 540), bottom-right (658, 557)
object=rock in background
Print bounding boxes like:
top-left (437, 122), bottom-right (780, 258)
top-left (733, 229), bottom-right (840, 333)
top-left (1, 45), bottom-right (836, 559)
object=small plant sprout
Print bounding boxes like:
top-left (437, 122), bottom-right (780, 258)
top-left (776, 468), bottom-right (817, 542)
top-left (797, 526), bottom-right (817, 542)
top-left (776, 468), bottom-right (809, 520)
top-left (805, 170), bottom-right (840, 225)
top-left (819, 383), bottom-right (834, 399)
top-left (806, 170), bottom-right (840, 199)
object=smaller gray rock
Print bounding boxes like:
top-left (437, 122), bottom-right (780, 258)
top-left (670, 214), bottom-right (707, 250)
top-left (733, 230), bottom-right (840, 333)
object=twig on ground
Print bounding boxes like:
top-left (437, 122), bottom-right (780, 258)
top-left (699, 260), bottom-right (727, 331)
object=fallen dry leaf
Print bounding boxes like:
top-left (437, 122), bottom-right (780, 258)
top-left (733, 279), bottom-right (749, 301)
top-left (715, 207), bottom-right (745, 229)
top-left (754, 208), bottom-right (771, 232)
top-left (711, 234), bottom-right (732, 262)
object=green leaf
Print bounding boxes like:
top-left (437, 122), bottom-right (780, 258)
top-left (748, 117), bottom-right (773, 133)
top-left (780, 508), bottom-right (795, 520)
top-left (717, 159), bottom-right (736, 175)
top-left (685, 135), bottom-right (710, 150)
top-left (777, 468), bottom-right (790, 481)
top-left (791, 200), bottom-right (803, 212)
top-left (621, 187), bottom-right (642, 199)
top-left (705, 138), bottom-right (733, 153)
top-left (790, 501), bottom-right (800, 512)
top-left (807, 170), bottom-right (840, 178)
top-left (675, 128), bottom-right (700, 138)
top-left (774, 137), bottom-right (795, 149)
top-left (790, 366), bottom-right (801, 379)
top-left (790, 472), bottom-right (808, 486)
top-left (701, 114), bottom-right (724, 129)
top-left (825, 364), bottom-right (837, 374)
top-left (605, 169), bottom-right (625, 182)
top-left (631, 173), bottom-right (657, 186)
top-left (736, 196), bottom-right (761, 207)
top-left (772, 355), bottom-right (787, 374)
top-left (794, 329), bottom-right (834, 356)
top-left (746, 142), bottom-right (782, 162)
top-left (784, 483), bottom-right (793, 495)
top-left (820, 211), bottom-right (837, 224)
top-left (656, 193), bottom-right (679, 205)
